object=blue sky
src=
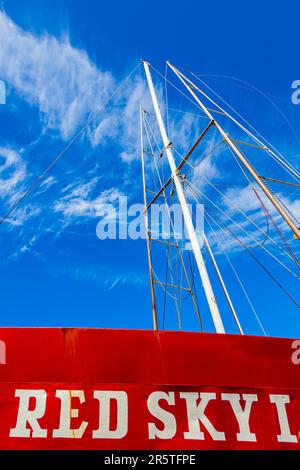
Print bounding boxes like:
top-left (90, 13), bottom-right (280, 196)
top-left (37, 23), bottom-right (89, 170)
top-left (0, 0), bottom-right (299, 337)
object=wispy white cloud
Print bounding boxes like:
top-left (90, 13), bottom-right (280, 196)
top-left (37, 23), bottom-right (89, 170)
top-left (0, 11), bottom-right (114, 140)
top-left (92, 76), bottom-right (155, 163)
top-left (223, 184), bottom-right (299, 223)
top-left (170, 113), bottom-right (200, 152)
top-left (0, 146), bottom-right (28, 204)
top-left (280, 195), bottom-right (300, 221)
top-left (0, 9), bottom-right (205, 168)
top-left (223, 184), bottom-right (262, 213)
top-left (205, 182), bottom-right (300, 261)
top-left (1, 9), bottom-right (297, 276)
top-left (49, 263), bottom-right (146, 290)
top-left (119, 78), bottom-right (153, 163)
top-left (0, 11), bottom-right (149, 253)
top-left (54, 182), bottom-right (123, 220)
top-left (0, 10), bottom-right (157, 164)
top-left (192, 134), bottom-right (223, 188)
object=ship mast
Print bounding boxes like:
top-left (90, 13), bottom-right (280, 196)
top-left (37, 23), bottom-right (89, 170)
top-left (167, 62), bottom-right (300, 241)
top-left (142, 60), bottom-right (226, 334)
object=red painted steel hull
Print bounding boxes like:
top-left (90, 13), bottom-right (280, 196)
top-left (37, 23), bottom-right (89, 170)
top-left (0, 328), bottom-right (299, 449)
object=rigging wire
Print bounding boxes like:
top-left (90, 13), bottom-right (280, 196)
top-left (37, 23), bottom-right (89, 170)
top-left (149, 64), bottom-right (210, 119)
top-left (160, 134), bottom-right (169, 328)
top-left (150, 63), bottom-right (299, 240)
top-left (187, 180), bottom-right (300, 281)
top-left (153, 84), bottom-right (199, 305)
top-left (172, 63), bottom-right (300, 182)
top-left (187, 182), bottom-right (300, 308)
top-left (174, 65), bottom-right (300, 183)
top-left (171, 142), bottom-right (297, 265)
top-left (162, 236), bottom-right (170, 329)
top-left (204, 212), bottom-right (267, 335)
top-left (187, 185), bottom-right (267, 334)
top-left (226, 141), bottom-right (300, 266)
top-left (143, 112), bottom-right (203, 329)
top-left (266, 205), bottom-right (300, 269)
top-left (263, 177), bottom-right (300, 225)
top-left (232, 141), bottom-right (300, 226)
top-left (145, 102), bottom-right (299, 305)
top-left (156, 65), bottom-right (300, 236)
top-left (143, 113), bottom-right (184, 326)
top-left (167, 107), bottom-right (213, 120)
top-left (145, 62), bottom-right (300, 329)
top-left (189, 70), bottom-right (300, 168)
top-left (164, 63), bottom-right (170, 136)
top-left (172, 139), bottom-right (224, 171)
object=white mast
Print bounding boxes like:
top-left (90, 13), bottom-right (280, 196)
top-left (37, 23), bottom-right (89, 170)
top-left (142, 60), bottom-right (225, 334)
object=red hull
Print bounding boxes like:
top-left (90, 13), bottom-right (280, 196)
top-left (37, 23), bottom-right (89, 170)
top-left (0, 328), bottom-right (299, 449)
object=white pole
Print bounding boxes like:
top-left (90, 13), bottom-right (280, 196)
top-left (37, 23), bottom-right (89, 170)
top-left (142, 60), bottom-right (225, 334)
top-left (202, 233), bottom-right (243, 335)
